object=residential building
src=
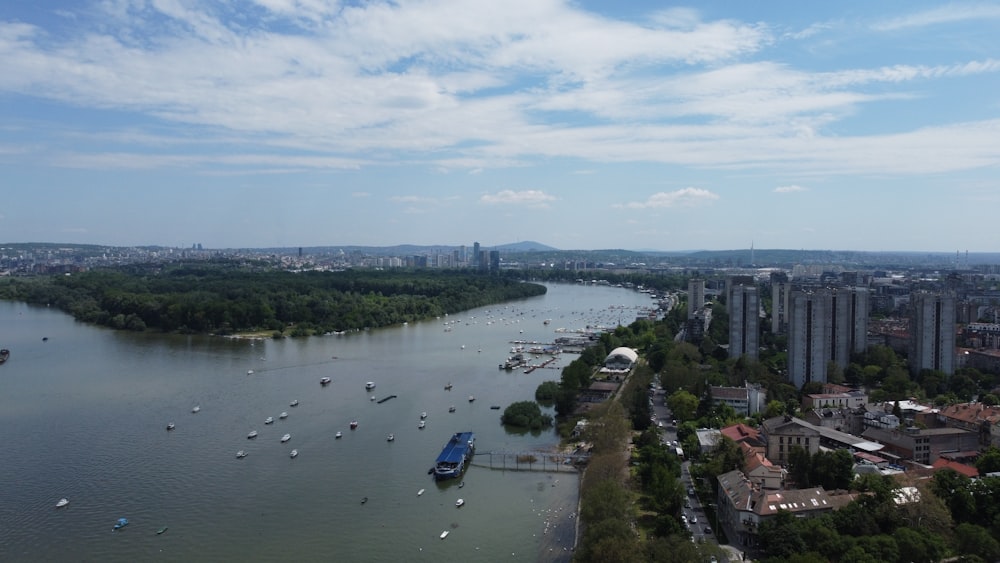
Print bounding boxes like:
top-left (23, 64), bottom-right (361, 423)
top-left (728, 278), bottom-right (759, 360)
top-left (688, 278), bottom-right (705, 320)
top-left (787, 287), bottom-right (869, 389)
top-left (909, 291), bottom-right (956, 376)
top-left (770, 272), bottom-right (791, 334)
top-left (710, 384), bottom-right (767, 416)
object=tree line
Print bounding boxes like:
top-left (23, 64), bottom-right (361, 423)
top-left (0, 261), bottom-right (546, 335)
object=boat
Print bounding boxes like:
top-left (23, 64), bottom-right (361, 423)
top-left (290, 449), bottom-right (298, 458)
top-left (490, 405), bottom-right (501, 410)
top-left (350, 420), bottom-right (358, 430)
top-left (418, 420), bottom-right (426, 429)
top-left (448, 406), bottom-right (456, 413)
top-left (468, 395), bottom-right (475, 403)
top-left (458, 481), bottom-right (465, 488)
top-left (335, 431), bottom-right (343, 439)
top-left (113, 517), bottom-right (129, 531)
top-left (387, 433), bottom-right (395, 442)
top-left (417, 489), bottom-right (425, 496)
top-left (439, 530), bottom-right (449, 539)
top-left (420, 412), bottom-right (427, 419)
top-left (279, 411), bottom-right (288, 419)
top-left (290, 400), bottom-right (299, 407)
top-left (56, 498), bottom-right (69, 508)
top-left (432, 431), bottom-right (475, 480)
top-left (365, 381), bottom-right (376, 390)
top-left (156, 527), bottom-right (168, 535)
top-left (444, 383), bottom-right (453, 390)
top-left (236, 450), bottom-right (248, 458)
top-left (264, 416), bottom-right (274, 425)
top-left (0, 348), bottom-right (10, 364)
top-left (281, 434), bottom-right (291, 443)
top-left (456, 498), bottom-right (464, 507)
top-left (361, 497), bottom-right (368, 504)
top-left (191, 406), bottom-right (200, 413)
top-left (320, 377), bottom-right (331, 385)
top-left (246, 369), bottom-right (254, 375)
top-left (370, 396), bottom-right (376, 401)
top-left (247, 430), bottom-right (258, 439)
top-left (166, 423), bottom-right (175, 431)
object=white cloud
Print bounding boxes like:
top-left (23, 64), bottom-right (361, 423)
top-left (774, 185), bottom-right (806, 193)
top-left (874, 4), bottom-right (1000, 31)
top-left (480, 190), bottom-right (556, 207)
top-left (617, 188), bottom-right (719, 209)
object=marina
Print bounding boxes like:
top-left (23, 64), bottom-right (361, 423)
top-left (0, 283), bottom-right (657, 562)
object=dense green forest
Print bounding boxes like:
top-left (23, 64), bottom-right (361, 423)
top-left (0, 261), bottom-right (546, 335)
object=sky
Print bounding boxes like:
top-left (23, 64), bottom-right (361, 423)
top-left (2, 1), bottom-right (1000, 252)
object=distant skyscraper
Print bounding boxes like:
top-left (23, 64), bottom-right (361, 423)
top-left (770, 272), bottom-right (790, 334)
top-left (830, 287), bottom-right (869, 367)
top-left (489, 250), bottom-right (500, 273)
top-left (787, 289), bottom-right (830, 389)
top-left (473, 242), bottom-right (480, 269)
top-left (787, 287), bottom-right (870, 389)
top-left (728, 278), bottom-right (759, 360)
top-left (688, 278), bottom-right (705, 320)
top-left (909, 291), bottom-right (956, 376)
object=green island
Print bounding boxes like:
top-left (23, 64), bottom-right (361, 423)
top-left (0, 261), bottom-right (546, 336)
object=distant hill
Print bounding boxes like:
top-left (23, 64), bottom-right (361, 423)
top-left (491, 241), bottom-right (559, 252)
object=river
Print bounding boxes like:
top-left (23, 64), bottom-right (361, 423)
top-left (0, 282), bottom-right (658, 562)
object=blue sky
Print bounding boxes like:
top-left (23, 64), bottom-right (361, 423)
top-left (2, 1), bottom-right (999, 251)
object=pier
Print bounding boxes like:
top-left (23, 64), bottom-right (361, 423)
top-left (470, 450), bottom-right (588, 473)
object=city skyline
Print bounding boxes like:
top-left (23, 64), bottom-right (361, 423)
top-left (3, 2), bottom-right (1000, 251)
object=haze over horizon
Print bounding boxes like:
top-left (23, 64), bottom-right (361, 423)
top-left (2, 1), bottom-right (999, 252)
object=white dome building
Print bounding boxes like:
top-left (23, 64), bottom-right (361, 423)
top-left (604, 347), bottom-right (638, 370)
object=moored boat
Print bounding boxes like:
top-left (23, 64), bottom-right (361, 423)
top-left (290, 399), bottom-right (299, 407)
top-left (0, 348), bottom-right (10, 364)
top-left (320, 377), bottom-right (331, 385)
top-left (350, 420), bottom-right (358, 430)
top-left (166, 423), bottom-right (176, 431)
top-left (335, 431), bottom-right (343, 439)
top-left (433, 431), bottom-right (475, 480)
top-left (279, 412), bottom-right (288, 420)
top-left (456, 498), bottom-right (464, 507)
top-left (420, 412), bottom-right (427, 419)
top-left (113, 517), bottom-right (129, 531)
top-left (387, 433), bottom-right (394, 442)
top-left (236, 450), bottom-right (248, 458)
top-left (448, 406), bottom-right (456, 413)
top-left (247, 430), bottom-right (258, 439)
top-left (290, 449), bottom-right (298, 458)
top-left (365, 381), bottom-right (376, 390)
top-left (418, 420), bottom-right (426, 429)
top-left (264, 416), bottom-right (274, 425)
top-left (191, 405), bottom-right (200, 413)
top-left (440, 530), bottom-right (449, 539)
top-left (280, 434), bottom-right (291, 443)
top-left (56, 498), bottom-right (69, 508)
top-left (156, 527), bottom-right (168, 535)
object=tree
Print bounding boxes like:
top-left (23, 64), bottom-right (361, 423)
top-left (976, 447), bottom-right (1000, 475)
top-left (666, 389), bottom-right (699, 422)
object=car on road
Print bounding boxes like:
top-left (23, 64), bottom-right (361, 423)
top-left (690, 515), bottom-right (697, 523)
top-left (704, 526), bottom-right (712, 534)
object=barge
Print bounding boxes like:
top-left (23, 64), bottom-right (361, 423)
top-left (433, 431), bottom-right (475, 480)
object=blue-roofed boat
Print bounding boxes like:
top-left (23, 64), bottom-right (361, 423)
top-left (433, 431), bottom-right (475, 481)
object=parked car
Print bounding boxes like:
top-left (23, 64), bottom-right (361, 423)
top-left (704, 526), bottom-right (712, 534)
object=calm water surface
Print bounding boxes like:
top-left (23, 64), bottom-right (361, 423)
top-left (0, 283), bottom-right (657, 562)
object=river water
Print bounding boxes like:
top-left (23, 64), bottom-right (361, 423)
top-left (0, 282), bottom-right (657, 562)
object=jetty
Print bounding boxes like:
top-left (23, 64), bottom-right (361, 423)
top-left (376, 395), bottom-right (397, 404)
top-left (470, 450), bottom-right (588, 474)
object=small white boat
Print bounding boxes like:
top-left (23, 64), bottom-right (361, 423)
top-left (370, 395), bottom-right (376, 401)
top-left (387, 434), bottom-right (394, 442)
top-left (264, 416), bottom-right (274, 425)
top-left (166, 423), bottom-right (175, 431)
top-left (456, 498), bottom-right (464, 507)
top-left (247, 430), bottom-right (258, 439)
top-left (418, 420), bottom-right (425, 429)
top-left (420, 412), bottom-right (427, 419)
top-left (281, 434), bottom-right (291, 443)
top-left (290, 400), bottom-right (299, 407)
top-left (365, 381), bottom-right (376, 390)
top-left (417, 489), bottom-right (425, 496)
top-left (440, 530), bottom-right (449, 539)
top-left (468, 395), bottom-right (475, 403)
top-left (56, 498), bottom-right (69, 508)
top-left (335, 431), bottom-right (343, 439)
top-left (247, 369), bottom-right (254, 375)
top-left (236, 450), bottom-right (248, 458)
top-left (279, 412), bottom-right (288, 420)
top-left (320, 377), bottom-right (331, 385)
top-left (191, 406), bottom-right (201, 413)
top-left (350, 420), bottom-right (358, 430)
top-left (289, 449), bottom-right (298, 458)
top-left (448, 406), bottom-right (456, 413)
